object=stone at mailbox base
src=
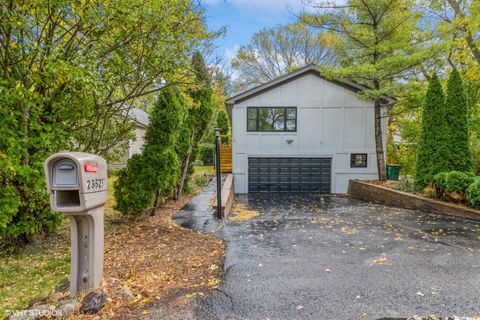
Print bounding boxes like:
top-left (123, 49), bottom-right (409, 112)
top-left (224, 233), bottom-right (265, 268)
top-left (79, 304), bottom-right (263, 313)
top-left (44, 152), bottom-right (107, 298)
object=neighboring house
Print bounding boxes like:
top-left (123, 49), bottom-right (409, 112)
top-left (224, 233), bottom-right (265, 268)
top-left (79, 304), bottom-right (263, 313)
top-left (225, 64), bottom-right (395, 194)
top-left (109, 107), bottom-right (150, 168)
top-left (127, 108), bottom-right (149, 158)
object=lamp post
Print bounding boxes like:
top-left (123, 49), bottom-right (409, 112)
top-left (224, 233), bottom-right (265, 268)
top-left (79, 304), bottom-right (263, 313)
top-left (214, 128), bottom-right (222, 218)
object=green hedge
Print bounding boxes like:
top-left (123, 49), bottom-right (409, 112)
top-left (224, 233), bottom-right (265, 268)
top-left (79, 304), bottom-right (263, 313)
top-left (114, 154), bottom-right (156, 217)
top-left (444, 171), bottom-right (475, 195)
top-left (198, 144), bottom-right (214, 165)
top-left (433, 172), bottom-right (448, 199)
top-left (433, 170), bottom-right (479, 207)
top-left (466, 178), bottom-right (480, 209)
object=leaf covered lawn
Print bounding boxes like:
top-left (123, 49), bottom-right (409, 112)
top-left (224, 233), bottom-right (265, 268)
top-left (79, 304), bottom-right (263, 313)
top-left (0, 175), bottom-right (225, 319)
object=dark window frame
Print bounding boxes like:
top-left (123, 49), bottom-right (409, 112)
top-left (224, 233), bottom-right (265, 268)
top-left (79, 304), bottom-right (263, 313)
top-left (350, 153), bottom-right (368, 168)
top-left (246, 107), bottom-right (297, 132)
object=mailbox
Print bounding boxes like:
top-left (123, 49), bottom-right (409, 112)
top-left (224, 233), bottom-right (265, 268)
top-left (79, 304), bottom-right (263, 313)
top-left (44, 152), bottom-right (107, 297)
top-left (45, 152), bottom-right (107, 213)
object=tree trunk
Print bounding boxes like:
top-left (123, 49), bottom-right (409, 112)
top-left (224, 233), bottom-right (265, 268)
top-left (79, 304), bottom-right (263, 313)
top-left (175, 129), bottom-right (200, 200)
top-left (152, 188), bottom-right (162, 215)
top-left (374, 98), bottom-right (387, 181)
top-left (20, 104), bottom-right (29, 166)
top-left (175, 150), bottom-right (192, 200)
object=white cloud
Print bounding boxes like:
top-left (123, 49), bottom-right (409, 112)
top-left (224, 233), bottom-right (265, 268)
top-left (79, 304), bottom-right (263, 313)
top-left (224, 44), bottom-right (240, 62)
top-left (201, 0), bottom-right (222, 4)
top-left (201, 0), bottom-right (349, 14)
top-left (230, 0), bottom-right (304, 11)
top-left (202, 0), bottom-right (310, 13)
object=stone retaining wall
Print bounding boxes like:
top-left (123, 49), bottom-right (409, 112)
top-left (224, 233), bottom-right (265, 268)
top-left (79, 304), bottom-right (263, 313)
top-left (347, 180), bottom-right (480, 221)
top-left (221, 174), bottom-right (234, 217)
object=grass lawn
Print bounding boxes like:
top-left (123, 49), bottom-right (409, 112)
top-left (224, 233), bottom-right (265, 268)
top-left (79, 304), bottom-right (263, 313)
top-left (0, 166), bottom-right (219, 317)
top-left (193, 165), bottom-right (214, 175)
top-left (0, 177), bottom-right (120, 315)
top-left (0, 237), bottom-right (70, 315)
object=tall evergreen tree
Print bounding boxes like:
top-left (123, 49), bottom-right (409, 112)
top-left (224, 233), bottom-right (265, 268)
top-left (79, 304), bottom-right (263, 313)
top-left (114, 87), bottom-right (184, 216)
top-left (414, 73), bottom-right (448, 190)
top-left (145, 87), bottom-right (184, 210)
top-left (444, 69), bottom-right (472, 172)
top-left (175, 52), bottom-right (215, 198)
top-left (216, 110), bottom-right (230, 135)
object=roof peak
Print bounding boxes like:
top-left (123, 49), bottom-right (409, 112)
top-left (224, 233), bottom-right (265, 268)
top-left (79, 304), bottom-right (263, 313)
top-left (225, 64), bottom-right (395, 106)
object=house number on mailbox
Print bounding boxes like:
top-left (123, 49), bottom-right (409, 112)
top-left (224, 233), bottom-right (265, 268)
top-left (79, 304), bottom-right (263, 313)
top-left (86, 178), bottom-right (105, 190)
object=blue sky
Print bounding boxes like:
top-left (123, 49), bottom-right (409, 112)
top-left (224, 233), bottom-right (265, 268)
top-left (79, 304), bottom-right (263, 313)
top-left (200, 0), bottom-right (310, 67)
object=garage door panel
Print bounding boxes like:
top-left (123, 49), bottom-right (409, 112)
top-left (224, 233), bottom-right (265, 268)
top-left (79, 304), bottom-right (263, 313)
top-left (280, 176), bottom-right (289, 183)
top-left (289, 167), bottom-right (300, 174)
top-left (289, 158), bottom-right (300, 165)
top-left (301, 176), bottom-right (310, 183)
top-left (270, 176), bottom-right (281, 183)
top-left (310, 167), bottom-right (321, 174)
top-left (248, 157), bottom-right (331, 193)
top-left (290, 184), bottom-right (301, 192)
top-left (290, 176), bottom-right (300, 183)
top-left (269, 167), bottom-right (280, 175)
top-left (300, 167), bottom-right (310, 174)
top-left (311, 176), bottom-right (321, 183)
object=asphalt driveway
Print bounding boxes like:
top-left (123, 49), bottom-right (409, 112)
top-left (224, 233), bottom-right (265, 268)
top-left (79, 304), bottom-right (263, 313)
top-left (174, 182), bottom-right (480, 320)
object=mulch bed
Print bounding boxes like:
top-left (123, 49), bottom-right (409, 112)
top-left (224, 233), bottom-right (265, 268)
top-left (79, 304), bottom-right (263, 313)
top-left (70, 196), bottom-right (225, 319)
top-left (370, 180), bottom-right (466, 204)
top-left (365, 180), bottom-right (401, 189)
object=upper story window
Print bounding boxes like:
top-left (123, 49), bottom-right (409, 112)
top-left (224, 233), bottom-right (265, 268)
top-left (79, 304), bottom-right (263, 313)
top-left (247, 107), bottom-right (297, 132)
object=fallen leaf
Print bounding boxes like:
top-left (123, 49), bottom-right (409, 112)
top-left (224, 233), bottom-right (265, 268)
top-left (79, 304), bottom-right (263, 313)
top-left (373, 257), bottom-right (388, 265)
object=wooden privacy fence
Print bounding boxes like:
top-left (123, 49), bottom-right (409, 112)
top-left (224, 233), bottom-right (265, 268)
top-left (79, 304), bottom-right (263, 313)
top-left (219, 145), bottom-right (232, 173)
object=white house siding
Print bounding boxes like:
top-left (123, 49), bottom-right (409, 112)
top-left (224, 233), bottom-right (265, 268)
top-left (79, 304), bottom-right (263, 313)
top-left (108, 125), bottom-right (147, 169)
top-left (128, 125), bottom-right (147, 157)
top-left (232, 73), bottom-right (387, 193)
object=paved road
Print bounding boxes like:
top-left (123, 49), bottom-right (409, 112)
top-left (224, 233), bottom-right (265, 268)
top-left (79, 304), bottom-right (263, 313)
top-left (174, 182), bottom-right (480, 320)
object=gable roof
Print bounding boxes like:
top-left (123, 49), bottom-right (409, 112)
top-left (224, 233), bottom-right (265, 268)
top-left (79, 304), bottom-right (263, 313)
top-left (225, 64), bottom-right (396, 120)
top-left (129, 108), bottom-right (150, 128)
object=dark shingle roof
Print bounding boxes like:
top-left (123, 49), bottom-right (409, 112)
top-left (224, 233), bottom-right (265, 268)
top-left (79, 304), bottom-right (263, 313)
top-left (129, 108), bottom-right (149, 127)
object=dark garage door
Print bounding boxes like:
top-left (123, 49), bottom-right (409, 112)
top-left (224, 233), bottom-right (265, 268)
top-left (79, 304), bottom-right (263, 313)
top-left (248, 157), bottom-right (331, 193)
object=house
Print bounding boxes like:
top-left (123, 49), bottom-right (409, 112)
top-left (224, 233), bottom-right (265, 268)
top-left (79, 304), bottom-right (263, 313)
top-left (127, 108), bottom-right (149, 158)
top-left (109, 107), bottom-right (150, 168)
top-left (225, 64), bottom-right (395, 194)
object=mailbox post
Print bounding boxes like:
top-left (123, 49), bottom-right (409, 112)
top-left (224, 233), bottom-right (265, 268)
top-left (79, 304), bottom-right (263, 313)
top-left (44, 152), bottom-right (107, 297)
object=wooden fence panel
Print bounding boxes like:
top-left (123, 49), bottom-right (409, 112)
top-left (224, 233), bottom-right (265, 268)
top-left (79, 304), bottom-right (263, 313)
top-left (219, 145), bottom-right (232, 173)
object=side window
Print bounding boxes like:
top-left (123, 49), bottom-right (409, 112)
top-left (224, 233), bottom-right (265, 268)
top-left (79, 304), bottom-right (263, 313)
top-left (350, 154), bottom-right (367, 168)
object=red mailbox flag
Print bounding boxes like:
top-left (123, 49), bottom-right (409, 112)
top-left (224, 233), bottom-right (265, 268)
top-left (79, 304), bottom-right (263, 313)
top-left (84, 163), bottom-right (98, 172)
